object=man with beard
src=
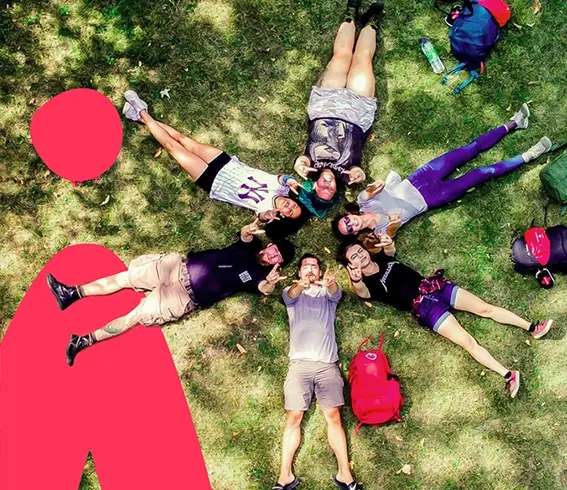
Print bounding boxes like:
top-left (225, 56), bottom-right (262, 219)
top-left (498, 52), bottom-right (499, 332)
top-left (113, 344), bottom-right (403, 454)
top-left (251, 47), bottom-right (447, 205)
top-left (273, 254), bottom-right (361, 490)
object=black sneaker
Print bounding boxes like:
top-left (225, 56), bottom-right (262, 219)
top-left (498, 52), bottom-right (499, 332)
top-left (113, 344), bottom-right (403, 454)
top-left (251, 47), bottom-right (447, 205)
top-left (46, 273), bottom-right (82, 310)
top-left (66, 334), bottom-right (91, 366)
top-left (344, 0), bottom-right (362, 23)
top-left (361, 2), bottom-right (385, 29)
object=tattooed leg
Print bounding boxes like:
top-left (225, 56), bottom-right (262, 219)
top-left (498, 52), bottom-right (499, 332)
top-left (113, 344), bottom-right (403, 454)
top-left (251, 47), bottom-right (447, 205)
top-left (92, 313), bottom-right (138, 342)
top-left (317, 21), bottom-right (355, 89)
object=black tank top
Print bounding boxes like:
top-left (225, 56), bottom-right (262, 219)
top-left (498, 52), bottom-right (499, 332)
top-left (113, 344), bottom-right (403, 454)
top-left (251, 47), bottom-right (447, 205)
top-left (304, 118), bottom-right (365, 185)
top-left (362, 252), bottom-right (424, 311)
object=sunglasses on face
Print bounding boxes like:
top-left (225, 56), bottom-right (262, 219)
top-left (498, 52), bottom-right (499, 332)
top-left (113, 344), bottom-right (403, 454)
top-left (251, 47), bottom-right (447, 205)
top-left (343, 216), bottom-right (355, 235)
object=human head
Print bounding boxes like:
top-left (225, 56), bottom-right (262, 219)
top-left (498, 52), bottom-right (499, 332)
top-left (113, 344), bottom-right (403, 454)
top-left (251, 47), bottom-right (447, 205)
top-left (257, 239), bottom-right (295, 266)
top-left (314, 168), bottom-right (337, 201)
top-left (275, 196), bottom-right (302, 219)
top-left (297, 253), bottom-right (322, 283)
top-left (333, 213), bottom-right (365, 236)
top-left (338, 239), bottom-right (372, 270)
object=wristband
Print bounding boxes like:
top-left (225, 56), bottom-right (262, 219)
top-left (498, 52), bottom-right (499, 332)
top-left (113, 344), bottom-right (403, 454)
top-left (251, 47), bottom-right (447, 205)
top-left (282, 174), bottom-right (294, 185)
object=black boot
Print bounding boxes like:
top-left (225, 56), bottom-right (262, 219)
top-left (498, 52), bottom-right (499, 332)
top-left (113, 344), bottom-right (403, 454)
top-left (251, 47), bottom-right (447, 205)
top-left (46, 273), bottom-right (84, 310)
top-left (344, 0), bottom-right (362, 23)
top-left (66, 333), bottom-right (95, 366)
top-left (361, 2), bottom-right (385, 29)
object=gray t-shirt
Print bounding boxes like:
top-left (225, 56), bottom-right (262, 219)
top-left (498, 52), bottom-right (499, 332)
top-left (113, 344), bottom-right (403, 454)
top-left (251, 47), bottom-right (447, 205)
top-left (357, 170), bottom-right (428, 234)
top-left (282, 285), bottom-right (342, 364)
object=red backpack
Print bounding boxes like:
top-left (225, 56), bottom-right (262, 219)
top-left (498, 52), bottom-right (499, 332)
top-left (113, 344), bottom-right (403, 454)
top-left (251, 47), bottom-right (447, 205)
top-left (349, 334), bottom-right (404, 434)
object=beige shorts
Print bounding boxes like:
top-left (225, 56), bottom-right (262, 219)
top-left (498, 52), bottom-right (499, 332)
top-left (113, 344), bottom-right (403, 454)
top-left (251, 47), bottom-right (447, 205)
top-left (284, 360), bottom-right (345, 411)
top-left (126, 253), bottom-right (195, 327)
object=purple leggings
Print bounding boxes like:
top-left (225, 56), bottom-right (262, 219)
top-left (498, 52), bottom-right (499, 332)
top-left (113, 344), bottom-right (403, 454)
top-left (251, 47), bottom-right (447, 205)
top-left (407, 125), bottom-right (524, 208)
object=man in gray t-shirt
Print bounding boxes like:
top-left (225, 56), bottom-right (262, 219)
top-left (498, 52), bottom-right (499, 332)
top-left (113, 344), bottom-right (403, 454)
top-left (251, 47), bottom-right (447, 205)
top-left (272, 254), bottom-right (360, 490)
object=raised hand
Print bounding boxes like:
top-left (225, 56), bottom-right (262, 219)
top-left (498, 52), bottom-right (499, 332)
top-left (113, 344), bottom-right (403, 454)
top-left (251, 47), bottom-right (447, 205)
top-left (366, 179), bottom-right (385, 196)
top-left (286, 177), bottom-right (305, 195)
top-left (347, 263), bottom-right (363, 283)
top-left (292, 278), bottom-right (311, 290)
top-left (294, 156), bottom-right (317, 179)
top-left (266, 264), bottom-right (288, 285)
top-left (314, 269), bottom-right (337, 289)
top-left (376, 233), bottom-right (393, 248)
top-left (344, 166), bottom-right (366, 185)
top-left (243, 218), bottom-right (265, 237)
top-left (258, 209), bottom-right (281, 223)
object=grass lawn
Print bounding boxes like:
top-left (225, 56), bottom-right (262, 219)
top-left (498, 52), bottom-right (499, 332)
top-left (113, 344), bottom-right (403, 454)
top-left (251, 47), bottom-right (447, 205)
top-left (1, 0), bottom-right (567, 489)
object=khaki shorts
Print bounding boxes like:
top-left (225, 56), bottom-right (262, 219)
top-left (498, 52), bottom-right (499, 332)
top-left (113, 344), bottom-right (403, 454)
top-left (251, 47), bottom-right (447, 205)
top-left (126, 253), bottom-right (195, 327)
top-left (284, 360), bottom-right (344, 411)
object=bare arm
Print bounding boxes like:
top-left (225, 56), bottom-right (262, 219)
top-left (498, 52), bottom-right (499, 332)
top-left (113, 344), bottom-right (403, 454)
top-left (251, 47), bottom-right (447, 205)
top-left (346, 264), bottom-right (371, 299)
top-left (287, 278), bottom-right (309, 299)
top-left (258, 264), bottom-right (288, 295)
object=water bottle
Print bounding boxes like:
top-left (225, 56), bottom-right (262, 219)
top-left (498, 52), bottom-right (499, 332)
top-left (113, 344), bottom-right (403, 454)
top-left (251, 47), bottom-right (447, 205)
top-left (420, 38), bottom-right (445, 74)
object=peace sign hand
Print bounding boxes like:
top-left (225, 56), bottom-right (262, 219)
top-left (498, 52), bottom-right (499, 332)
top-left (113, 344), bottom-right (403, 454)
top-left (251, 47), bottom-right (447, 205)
top-left (286, 177), bottom-right (305, 195)
top-left (243, 218), bottom-right (266, 237)
top-left (377, 233), bottom-right (393, 247)
top-left (347, 263), bottom-right (363, 283)
top-left (366, 179), bottom-right (385, 196)
top-left (344, 166), bottom-right (366, 185)
top-left (314, 269), bottom-right (337, 289)
top-left (294, 156), bottom-right (317, 179)
top-left (266, 264), bottom-right (288, 285)
top-left (292, 278), bottom-right (311, 290)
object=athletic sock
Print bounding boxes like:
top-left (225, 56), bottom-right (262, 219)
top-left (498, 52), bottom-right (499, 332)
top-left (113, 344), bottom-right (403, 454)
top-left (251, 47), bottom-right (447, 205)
top-left (504, 371), bottom-right (512, 380)
top-left (528, 322), bottom-right (537, 333)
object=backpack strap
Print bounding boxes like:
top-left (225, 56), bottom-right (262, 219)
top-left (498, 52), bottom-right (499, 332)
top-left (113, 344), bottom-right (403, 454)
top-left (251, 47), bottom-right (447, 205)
top-left (378, 333), bottom-right (385, 351)
top-left (357, 336), bottom-right (371, 352)
top-left (441, 63), bottom-right (467, 85)
top-left (354, 422), bottom-right (364, 436)
top-left (452, 70), bottom-right (481, 95)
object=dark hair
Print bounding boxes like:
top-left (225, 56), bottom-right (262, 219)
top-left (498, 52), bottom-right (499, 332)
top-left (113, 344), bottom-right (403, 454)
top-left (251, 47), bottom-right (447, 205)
top-left (265, 199), bottom-right (311, 240)
top-left (273, 238), bottom-right (296, 266)
top-left (337, 238), bottom-right (367, 266)
top-left (331, 201), bottom-right (363, 238)
top-left (297, 253), bottom-right (321, 272)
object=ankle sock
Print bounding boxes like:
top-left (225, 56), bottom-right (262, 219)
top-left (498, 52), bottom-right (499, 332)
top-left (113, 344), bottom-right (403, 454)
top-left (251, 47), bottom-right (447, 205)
top-left (528, 322), bottom-right (537, 333)
top-left (361, 2), bottom-right (384, 30)
top-left (504, 371), bottom-right (512, 380)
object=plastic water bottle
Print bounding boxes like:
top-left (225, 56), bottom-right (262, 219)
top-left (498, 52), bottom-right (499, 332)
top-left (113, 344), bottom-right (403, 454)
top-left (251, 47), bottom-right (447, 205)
top-left (420, 38), bottom-right (445, 74)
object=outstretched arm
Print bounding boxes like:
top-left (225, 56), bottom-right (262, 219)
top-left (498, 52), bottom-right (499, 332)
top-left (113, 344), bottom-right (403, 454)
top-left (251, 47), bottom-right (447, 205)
top-left (258, 264), bottom-right (288, 295)
top-left (346, 264), bottom-right (371, 299)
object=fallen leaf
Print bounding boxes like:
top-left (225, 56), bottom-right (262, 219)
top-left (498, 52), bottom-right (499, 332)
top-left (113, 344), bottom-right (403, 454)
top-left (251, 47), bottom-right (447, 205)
top-left (528, 81), bottom-right (539, 85)
top-left (349, 461), bottom-right (355, 470)
top-left (236, 343), bottom-right (247, 355)
top-left (258, 96), bottom-right (267, 103)
top-left (369, 134), bottom-right (376, 142)
top-left (420, 438), bottom-right (425, 447)
top-left (43, 169), bottom-right (50, 177)
top-left (527, 23), bottom-right (535, 27)
top-left (138, 60), bottom-right (142, 67)
top-left (257, 366), bottom-right (262, 372)
top-left (232, 431), bottom-right (239, 437)
top-left (324, 247), bottom-right (331, 254)
top-left (395, 436), bottom-right (403, 442)
top-left (160, 88), bottom-right (171, 99)
top-left (262, 296), bottom-right (269, 303)
top-left (525, 339), bottom-right (531, 346)
top-left (532, 0), bottom-right (542, 14)
top-left (506, 104), bottom-right (512, 111)
top-left (101, 195), bottom-right (110, 206)
top-left (394, 330), bottom-right (400, 338)
top-left (397, 464), bottom-right (412, 475)
top-left (480, 370), bottom-right (485, 376)
top-left (251, 317), bottom-right (257, 323)
top-left (364, 301), bottom-right (373, 308)
top-left (541, 402), bottom-right (546, 407)
top-left (154, 147), bottom-right (163, 158)
top-left (513, 23), bottom-right (523, 30)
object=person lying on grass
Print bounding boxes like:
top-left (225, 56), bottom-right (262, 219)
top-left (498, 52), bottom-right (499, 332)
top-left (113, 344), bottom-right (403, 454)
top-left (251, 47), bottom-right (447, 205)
top-left (46, 220), bottom-right (294, 367)
top-left (274, 254), bottom-right (361, 490)
top-left (122, 90), bottom-right (304, 225)
top-left (338, 237), bottom-right (553, 398)
top-left (332, 104), bottom-right (553, 237)
top-left (293, 0), bottom-right (386, 219)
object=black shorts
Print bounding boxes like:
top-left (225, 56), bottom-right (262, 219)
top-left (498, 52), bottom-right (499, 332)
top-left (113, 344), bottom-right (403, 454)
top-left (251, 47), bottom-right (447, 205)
top-left (195, 151), bottom-right (231, 193)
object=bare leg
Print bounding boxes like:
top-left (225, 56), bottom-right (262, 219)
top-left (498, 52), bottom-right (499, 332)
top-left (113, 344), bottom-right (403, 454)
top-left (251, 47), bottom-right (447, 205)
top-left (346, 25), bottom-right (376, 97)
top-left (318, 21), bottom-right (356, 89)
top-left (155, 121), bottom-right (223, 164)
top-left (453, 288), bottom-right (531, 331)
top-left (323, 407), bottom-right (354, 485)
top-left (139, 111), bottom-right (209, 180)
top-left (81, 271), bottom-right (131, 297)
top-left (437, 315), bottom-right (509, 377)
top-left (277, 411), bottom-right (304, 486)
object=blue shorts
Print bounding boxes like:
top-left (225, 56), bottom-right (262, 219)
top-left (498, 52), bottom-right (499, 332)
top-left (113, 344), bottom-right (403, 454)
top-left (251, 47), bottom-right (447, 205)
top-left (417, 282), bottom-right (460, 332)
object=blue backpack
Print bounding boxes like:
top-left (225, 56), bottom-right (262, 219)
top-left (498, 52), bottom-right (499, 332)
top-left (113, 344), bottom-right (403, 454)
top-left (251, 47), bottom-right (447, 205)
top-left (442, 0), bottom-right (502, 94)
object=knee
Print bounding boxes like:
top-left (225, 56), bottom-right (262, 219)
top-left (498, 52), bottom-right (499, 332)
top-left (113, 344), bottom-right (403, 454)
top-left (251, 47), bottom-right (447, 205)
top-left (476, 301), bottom-right (495, 318)
top-left (332, 50), bottom-right (352, 67)
top-left (352, 49), bottom-right (374, 64)
top-left (286, 412), bottom-right (303, 429)
top-left (164, 140), bottom-right (178, 153)
top-left (324, 408), bottom-right (342, 426)
top-left (461, 333), bottom-right (479, 352)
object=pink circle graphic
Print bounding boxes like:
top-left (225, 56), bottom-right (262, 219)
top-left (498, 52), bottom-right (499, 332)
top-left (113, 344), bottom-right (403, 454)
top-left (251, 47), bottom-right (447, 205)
top-left (30, 88), bottom-right (123, 183)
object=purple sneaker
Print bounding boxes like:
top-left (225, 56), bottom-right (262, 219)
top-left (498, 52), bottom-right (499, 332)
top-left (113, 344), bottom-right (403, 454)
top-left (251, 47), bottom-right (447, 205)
top-left (123, 90), bottom-right (148, 121)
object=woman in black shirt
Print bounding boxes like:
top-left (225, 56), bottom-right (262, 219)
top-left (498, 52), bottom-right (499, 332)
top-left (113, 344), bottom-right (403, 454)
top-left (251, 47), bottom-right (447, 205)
top-left (338, 238), bottom-right (553, 398)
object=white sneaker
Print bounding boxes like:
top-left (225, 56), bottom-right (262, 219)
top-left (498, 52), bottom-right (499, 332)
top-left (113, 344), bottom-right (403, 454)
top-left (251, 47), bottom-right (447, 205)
top-left (123, 90), bottom-right (148, 121)
top-left (522, 136), bottom-right (552, 162)
top-left (510, 103), bottom-right (530, 129)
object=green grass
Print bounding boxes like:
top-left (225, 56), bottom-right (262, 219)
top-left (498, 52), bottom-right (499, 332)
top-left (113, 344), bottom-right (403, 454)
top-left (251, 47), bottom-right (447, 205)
top-left (1, 0), bottom-right (567, 489)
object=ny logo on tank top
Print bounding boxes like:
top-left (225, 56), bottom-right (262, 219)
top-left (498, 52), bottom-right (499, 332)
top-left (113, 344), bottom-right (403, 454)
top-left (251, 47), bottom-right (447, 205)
top-left (238, 176), bottom-right (269, 204)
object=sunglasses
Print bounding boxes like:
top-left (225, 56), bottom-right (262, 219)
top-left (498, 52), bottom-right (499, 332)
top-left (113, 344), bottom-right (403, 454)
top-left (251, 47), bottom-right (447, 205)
top-left (343, 216), bottom-right (355, 235)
